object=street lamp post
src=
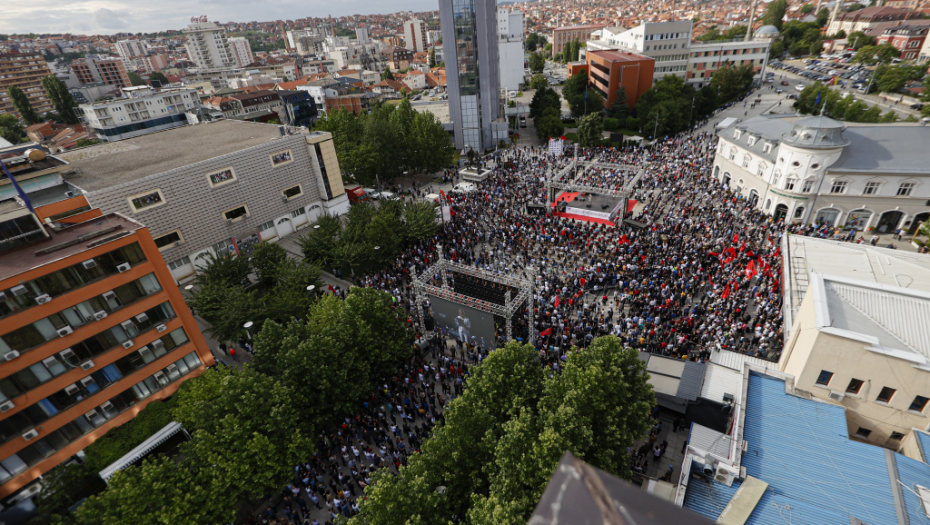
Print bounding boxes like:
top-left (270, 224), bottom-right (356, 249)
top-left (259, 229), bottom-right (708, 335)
top-left (243, 321), bottom-right (254, 340)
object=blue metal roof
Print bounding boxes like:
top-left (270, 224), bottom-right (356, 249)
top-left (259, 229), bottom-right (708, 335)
top-left (683, 371), bottom-right (905, 525)
top-left (916, 430), bottom-right (930, 463)
top-left (894, 453), bottom-right (930, 525)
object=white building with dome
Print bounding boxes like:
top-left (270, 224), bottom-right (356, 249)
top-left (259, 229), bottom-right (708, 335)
top-left (711, 114), bottom-right (930, 235)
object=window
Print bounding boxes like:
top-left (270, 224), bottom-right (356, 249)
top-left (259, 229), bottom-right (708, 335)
top-left (153, 230), bottom-right (182, 250)
top-left (863, 181), bottom-right (881, 195)
top-left (728, 148), bottom-right (736, 160)
top-left (909, 395), bottom-right (929, 413)
top-left (810, 163), bottom-right (820, 170)
top-left (270, 149), bottom-right (293, 166)
top-left (785, 178), bottom-right (797, 191)
top-left (167, 256), bottom-right (190, 271)
top-left (127, 189), bottom-right (165, 212)
top-left (282, 185), bottom-right (302, 200)
top-left (257, 220), bottom-right (275, 231)
top-left (742, 155), bottom-right (751, 168)
top-left (897, 182), bottom-right (916, 196)
top-left (815, 370), bottom-right (834, 386)
top-left (762, 143), bottom-right (772, 154)
top-left (801, 179), bottom-right (814, 193)
top-left (206, 167), bottom-right (236, 187)
top-left (855, 427), bottom-right (872, 438)
top-left (890, 431), bottom-right (905, 441)
top-left (830, 180), bottom-right (848, 194)
top-left (291, 207), bottom-right (306, 218)
top-left (794, 206), bottom-right (805, 219)
top-left (877, 386), bottom-right (896, 403)
top-left (223, 205), bottom-right (249, 222)
top-left (747, 137), bottom-right (756, 147)
top-left (846, 379), bottom-right (864, 394)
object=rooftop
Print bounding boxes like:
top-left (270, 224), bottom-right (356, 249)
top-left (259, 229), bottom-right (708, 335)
top-left (58, 120), bottom-right (287, 193)
top-left (0, 213), bottom-right (142, 282)
top-left (589, 49), bottom-right (652, 62)
top-left (682, 369), bottom-right (930, 525)
top-left (829, 125), bottom-right (930, 174)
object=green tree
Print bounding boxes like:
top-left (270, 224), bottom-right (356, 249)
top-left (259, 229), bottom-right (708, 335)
top-left (529, 74), bottom-right (549, 90)
top-left (429, 48), bottom-right (436, 68)
top-left (528, 51), bottom-right (545, 72)
top-left (0, 114), bottom-right (25, 144)
top-left (606, 86), bottom-right (629, 119)
top-left (847, 31), bottom-right (875, 50)
top-left (75, 137), bottom-right (99, 147)
top-left (576, 112), bottom-right (604, 147)
top-left (127, 71), bottom-right (147, 86)
top-left (382, 66), bottom-right (393, 80)
top-left (34, 463), bottom-right (107, 523)
top-left (402, 200), bottom-right (439, 243)
top-left (769, 40), bottom-right (786, 58)
top-left (817, 8), bottom-right (831, 27)
top-left (764, 0), bottom-right (789, 30)
top-left (535, 107), bottom-right (564, 140)
top-left (149, 71), bottom-right (169, 84)
top-left (526, 32), bottom-right (540, 52)
top-left (298, 212), bottom-right (342, 267)
top-left (847, 2), bottom-right (864, 11)
top-left (41, 74), bottom-right (79, 124)
top-left (528, 86), bottom-right (561, 120)
top-left (562, 69), bottom-right (603, 118)
top-left (7, 86), bottom-right (39, 124)
top-left (853, 43), bottom-right (900, 65)
top-left (709, 62), bottom-right (755, 103)
top-left (801, 4), bottom-right (815, 14)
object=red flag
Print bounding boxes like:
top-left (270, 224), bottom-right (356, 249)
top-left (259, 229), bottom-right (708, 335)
top-left (540, 327), bottom-right (552, 336)
top-left (745, 260), bottom-right (757, 278)
top-left (708, 251), bottom-right (719, 257)
top-left (450, 209), bottom-right (455, 216)
top-left (569, 298), bottom-right (574, 306)
top-left (619, 234), bottom-right (630, 245)
top-left (739, 241), bottom-right (746, 253)
top-left (721, 284), bottom-right (730, 299)
top-left (328, 284), bottom-right (335, 293)
top-left (580, 277), bottom-right (587, 287)
top-left (733, 233), bottom-right (739, 244)
top-left (708, 275), bottom-right (714, 286)
top-left (727, 246), bottom-right (737, 258)
top-left (554, 297), bottom-right (561, 308)
top-left (440, 189), bottom-right (448, 200)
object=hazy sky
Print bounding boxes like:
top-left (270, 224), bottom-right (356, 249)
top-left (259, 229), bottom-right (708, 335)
top-left (1, 0), bottom-right (440, 35)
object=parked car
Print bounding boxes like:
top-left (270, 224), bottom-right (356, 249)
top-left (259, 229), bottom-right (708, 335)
top-left (795, 84), bottom-right (806, 91)
top-left (911, 103), bottom-right (925, 110)
top-left (781, 80), bottom-right (790, 86)
top-left (451, 182), bottom-right (477, 195)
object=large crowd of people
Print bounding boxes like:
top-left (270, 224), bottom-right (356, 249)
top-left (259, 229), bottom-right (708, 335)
top-left (255, 130), bottom-right (794, 524)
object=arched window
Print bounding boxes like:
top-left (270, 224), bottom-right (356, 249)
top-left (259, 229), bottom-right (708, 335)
top-left (728, 147), bottom-right (736, 160)
top-left (713, 166), bottom-right (720, 179)
top-left (794, 206), bottom-right (805, 219)
top-left (749, 190), bottom-right (760, 207)
top-left (764, 199), bottom-right (771, 210)
top-left (785, 178), bottom-right (797, 191)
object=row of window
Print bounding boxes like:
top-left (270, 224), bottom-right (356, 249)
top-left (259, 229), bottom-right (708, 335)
top-left (0, 273), bottom-right (162, 359)
top-left (0, 302), bottom-right (176, 405)
top-left (691, 48), bottom-right (765, 57)
top-left (0, 328), bottom-right (190, 446)
top-left (0, 243), bottom-right (146, 322)
top-left (0, 351), bottom-right (202, 485)
top-left (816, 370), bottom-right (929, 412)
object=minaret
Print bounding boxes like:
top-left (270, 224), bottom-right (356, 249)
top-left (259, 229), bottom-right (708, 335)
top-left (745, 0), bottom-right (758, 41)
top-left (831, 0), bottom-right (843, 31)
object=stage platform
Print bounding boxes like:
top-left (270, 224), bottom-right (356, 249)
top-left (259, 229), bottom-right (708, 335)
top-left (551, 191), bottom-right (636, 226)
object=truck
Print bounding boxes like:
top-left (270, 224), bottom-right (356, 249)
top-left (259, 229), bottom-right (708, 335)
top-left (346, 186), bottom-right (370, 205)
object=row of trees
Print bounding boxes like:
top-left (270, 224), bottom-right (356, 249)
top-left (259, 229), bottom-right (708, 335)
top-left (525, 32), bottom-right (547, 52)
top-left (312, 100), bottom-right (454, 186)
top-left (635, 73), bottom-right (725, 139)
top-left (4, 74), bottom-right (79, 133)
top-left (74, 285), bottom-right (412, 524)
top-left (350, 337), bottom-right (654, 525)
top-left (794, 82), bottom-right (918, 123)
top-left (299, 199), bottom-right (438, 276)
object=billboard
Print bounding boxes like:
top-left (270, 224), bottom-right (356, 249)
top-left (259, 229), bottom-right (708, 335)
top-left (429, 295), bottom-right (496, 350)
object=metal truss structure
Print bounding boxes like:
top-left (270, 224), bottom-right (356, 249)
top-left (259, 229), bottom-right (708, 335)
top-left (545, 154), bottom-right (643, 206)
top-left (413, 245), bottom-right (535, 346)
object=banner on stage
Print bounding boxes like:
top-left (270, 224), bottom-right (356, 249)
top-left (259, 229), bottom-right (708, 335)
top-left (548, 137), bottom-right (564, 156)
top-left (564, 206), bottom-right (612, 220)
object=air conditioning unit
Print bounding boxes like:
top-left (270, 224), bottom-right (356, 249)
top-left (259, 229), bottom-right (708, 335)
top-left (59, 348), bottom-right (76, 361)
top-left (166, 363), bottom-right (178, 374)
top-left (84, 409), bottom-right (99, 420)
top-left (714, 464), bottom-right (738, 487)
top-left (42, 356), bottom-right (59, 368)
top-left (102, 291), bottom-right (117, 301)
top-left (226, 218), bottom-right (234, 225)
top-left (0, 400), bottom-right (15, 412)
top-left (135, 312), bottom-right (149, 323)
top-left (64, 383), bottom-right (80, 395)
top-left (100, 401), bottom-right (114, 412)
top-left (94, 310), bottom-right (108, 320)
top-left (65, 191), bottom-right (76, 198)
top-left (57, 326), bottom-right (73, 337)
top-left (10, 284), bottom-right (28, 296)
top-left (82, 259), bottom-right (97, 269)
top-left (138, 346), bottom-right (151, 357)
top-left (35, 294), bottom-right (52, 305)
top-left (22, 429), bottom-right (39, 441)
top-left (80, 360), bottom-right (95, 370)
top-left (79, 376), bottom-right (95, 387)
top-left (150, 339), bottom-right (165, 350)
top-left (174, 241), bottom-right (181, 247)
top-left (4, 350), bottom-right (21, 361)
top-left (156, 324), bottom-right (167, 332)
top-left (116, 262), bottom-right (131, 273)
top-left (154, 371), bottom-right (167, 382)
top-left (120, 320), bottom-right (135, 332)
top-left (829, 390), bottom-right (845, 402)
top-left (122, 340), bottom-right (134, 349)
top-left (282, 195), bottom-right (289, 202)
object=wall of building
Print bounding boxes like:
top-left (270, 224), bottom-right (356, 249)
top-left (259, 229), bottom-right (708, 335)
top-left (687, 41), bottom-right (770, 88)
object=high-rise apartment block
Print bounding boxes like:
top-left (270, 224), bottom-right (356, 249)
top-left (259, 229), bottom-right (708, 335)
top-left (0, 53), bottom-right (54, 118)
top-left (183, 22), bottom-right (236, 70)
top-left (227, 37), bottom-right (255, 68)
top-left (78, 87), bottom-right (200, 142)
top-left (497, 8), bottom-right (525, 91)
top-left (589, 21), bottom-right (693, 83)
top-left (403, 19), bottom-right (428, 53)
top-left (439, 0), bottom-right (504, 152)
top-left (115, 40), bottom-right (148, 59)
top-left (71, 57), bottom-right (132, 90)
top-left (0, 146), bottom-right (213, 496)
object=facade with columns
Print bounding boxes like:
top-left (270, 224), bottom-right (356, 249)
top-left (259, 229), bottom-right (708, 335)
top-left (711, 114), bottom-right (930, 235)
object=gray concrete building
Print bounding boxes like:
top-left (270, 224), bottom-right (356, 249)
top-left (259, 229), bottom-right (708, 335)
top-left (57, 121), bottom-right (348, 283)
top-left (439, 0), bottom-right (505, 152)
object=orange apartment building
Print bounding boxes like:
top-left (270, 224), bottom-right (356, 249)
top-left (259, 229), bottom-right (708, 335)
top-left (572, 50), bottom-right (655, 109)
top-left (72, 57), bottom-right (132, 90)
top-left (0, 53), bottom-right (54, 119)
top-left (0, 152), bottom-right (213, 498)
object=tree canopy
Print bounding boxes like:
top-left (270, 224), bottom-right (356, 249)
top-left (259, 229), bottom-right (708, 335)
top-left (529, 86), bottom-right (561, 121)
top-left (41, 74), bottom-right (79, 124)
top-left (0, 114), bottom-right (25, 144)
top-left (312, 100), bottom-right (454, 185)
top-left (562, 69), bottom-right (603, 118)
top-left (7, 86), bottom-right (39, 125)
top-left (351, 336), bottom-right (653, 525)
top-left (709, 62), bottom-right (755, 103)
top-left (794, 82), bottom-right (900, 122)
top-left (853, 43), bottom-right (901, 65)
top-left (577, 113), bottom-right (604, 147)
top-left (764, 0), bottom-right (789, 30)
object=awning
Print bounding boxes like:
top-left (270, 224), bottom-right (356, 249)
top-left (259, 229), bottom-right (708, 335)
top-left (98, 421), bottom-right (185, 482)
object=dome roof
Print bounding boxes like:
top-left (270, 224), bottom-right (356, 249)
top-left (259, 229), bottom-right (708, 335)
top-left (754, 25), bottom-right (780, 36)
top-left (780, 116), bottom-right (850, 149)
